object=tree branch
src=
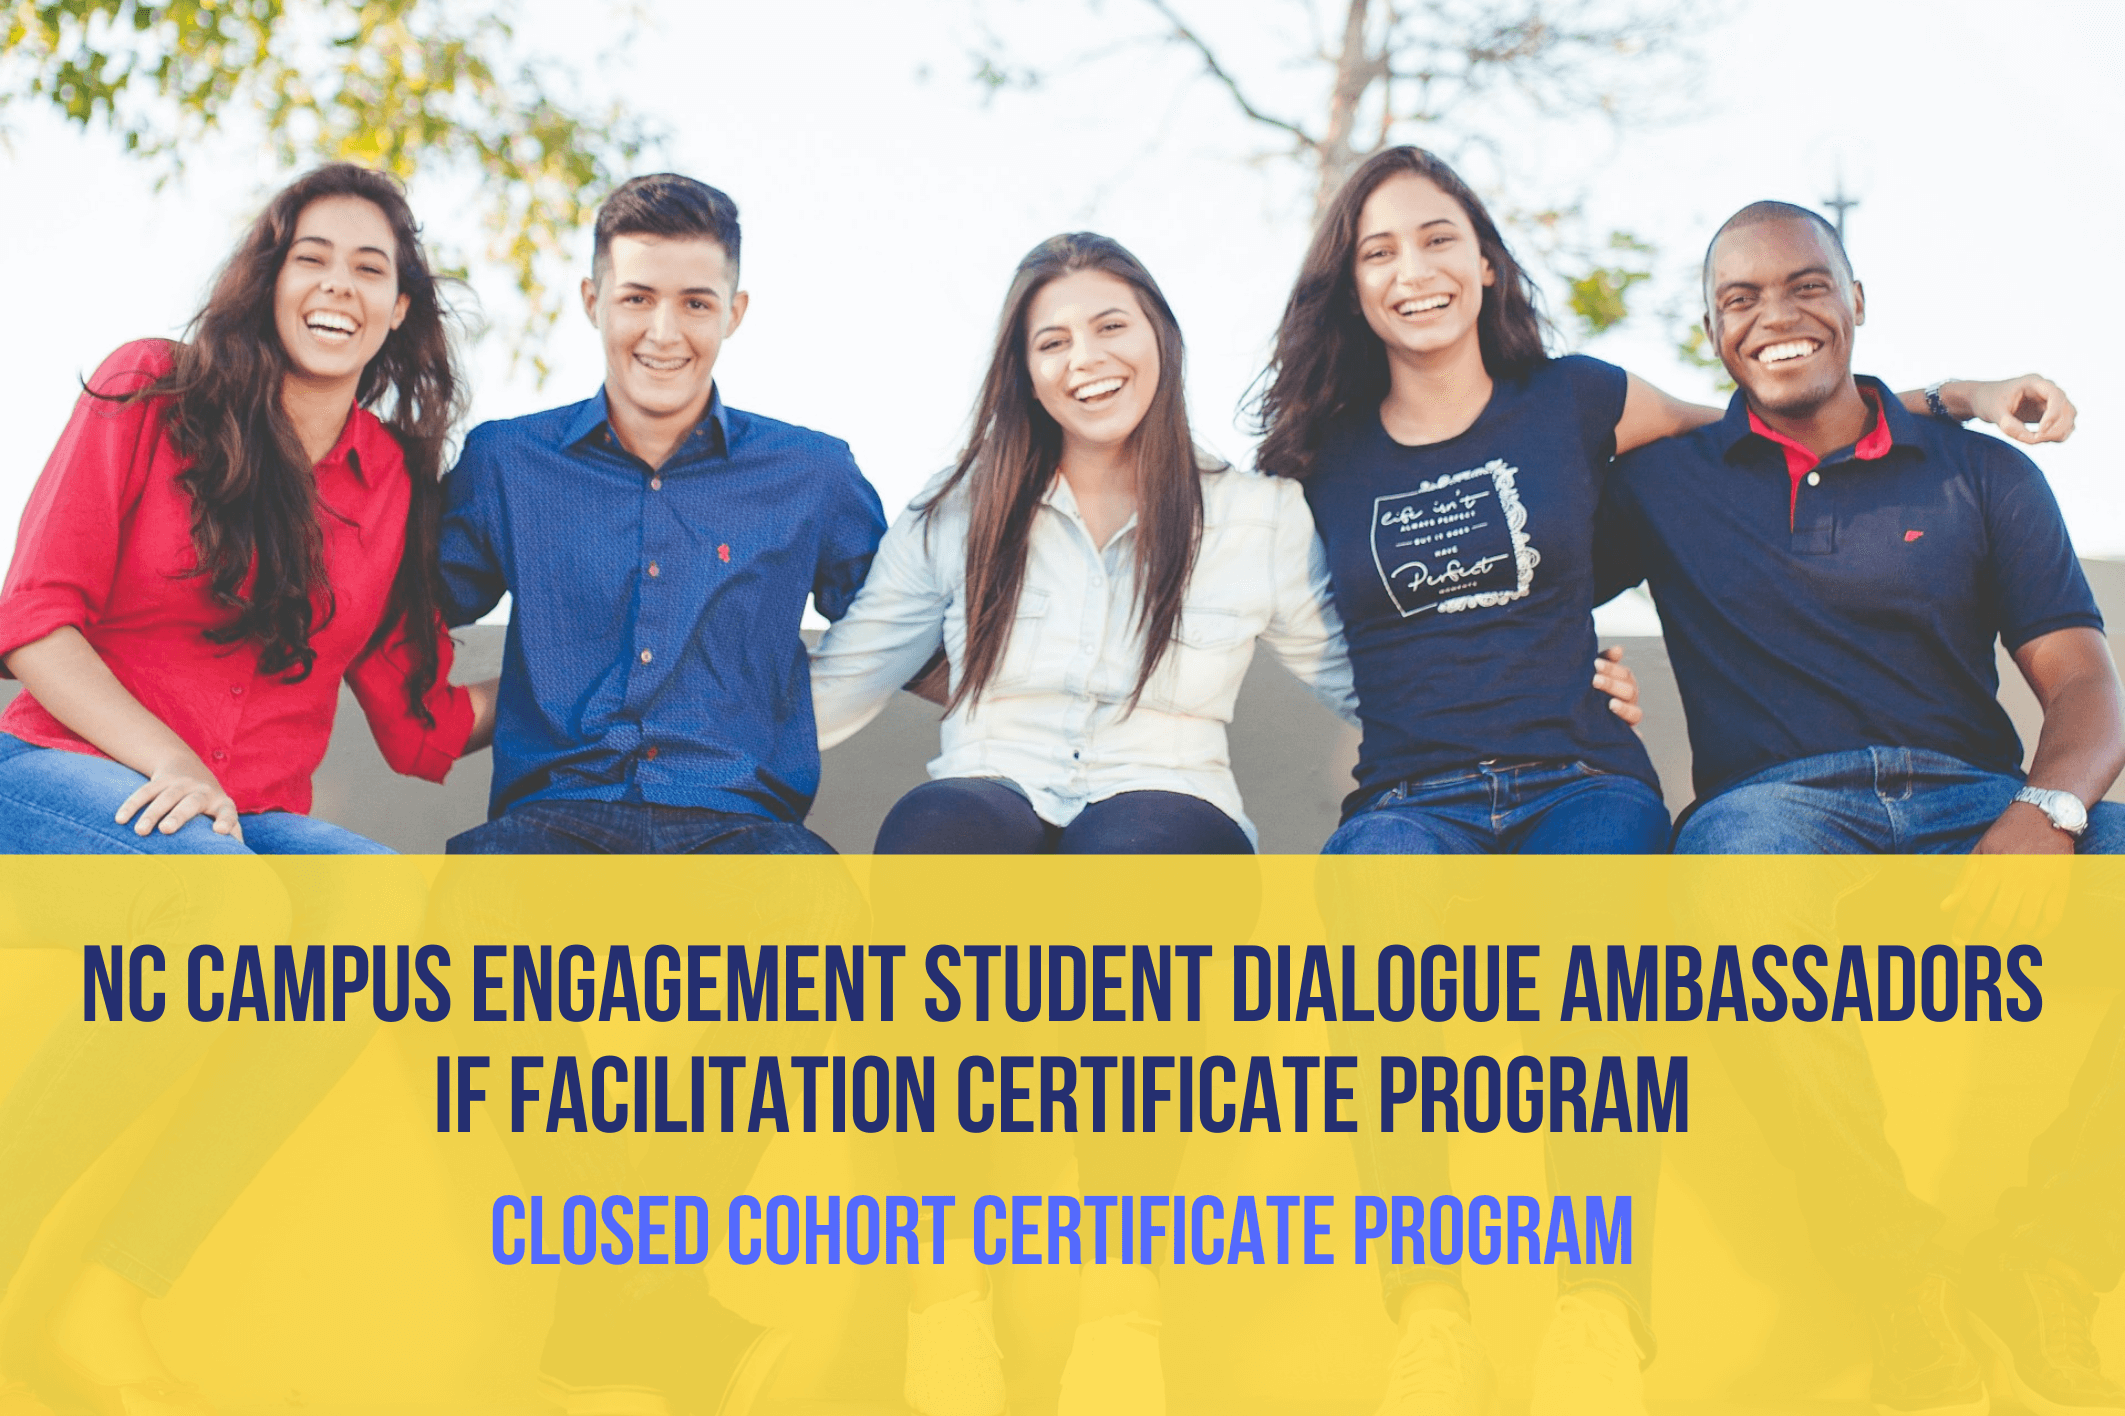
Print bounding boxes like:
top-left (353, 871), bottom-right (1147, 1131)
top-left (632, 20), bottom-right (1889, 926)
top-left (1139, 0), bottom-right (1319, 150)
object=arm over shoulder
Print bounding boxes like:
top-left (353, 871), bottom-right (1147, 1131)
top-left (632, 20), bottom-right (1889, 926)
top-left (811, 480), bottom-right (952, 750)
top-left (1259, 476), bottom-right (1359, 724)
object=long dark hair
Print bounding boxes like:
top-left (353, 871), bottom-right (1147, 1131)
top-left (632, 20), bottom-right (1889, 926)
top-left (1251, 147), bottom-right (1549, 480)
top-left (922, 233), bottom-right (1210, 711)
top-left (140, 164), bottom-right (464, 720)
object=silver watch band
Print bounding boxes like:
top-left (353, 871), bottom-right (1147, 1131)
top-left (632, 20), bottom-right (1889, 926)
top-left (2013, 785), bottom-right (2088, 837)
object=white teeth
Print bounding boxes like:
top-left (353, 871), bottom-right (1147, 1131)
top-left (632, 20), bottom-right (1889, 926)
top-left (637, 354), bottom-right (687, 371)
top-left (1073, 377), bottom-right (1124, 401)
top-left (1397, 294), bottom-right (1450, 315)
top-left (1758, 340), bottom-right (1820, 364)
top-left (306, 312), bottom-right (357, 338)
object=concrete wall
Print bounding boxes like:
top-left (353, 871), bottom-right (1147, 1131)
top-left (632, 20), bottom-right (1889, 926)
top-left (6, 562), bottom-right (2120, 852)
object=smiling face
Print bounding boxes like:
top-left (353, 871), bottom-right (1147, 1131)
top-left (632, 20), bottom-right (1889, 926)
top-left (584, 233), bottom-right (748, 435)
top-left (1706, 217), bottom-right (1866, 419)
top-left (1024, 269), bottom-right (1161, 459)
top-left (1352, 172), bottom-right (1495, 363)
top-left (272, 195), bottom-right (409, 388)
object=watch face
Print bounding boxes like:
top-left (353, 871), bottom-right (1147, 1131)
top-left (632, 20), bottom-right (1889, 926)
top-left (2025, 788), bottom-right (2088, 833)
top-left (2055, 793), bottom-right (2089, 831)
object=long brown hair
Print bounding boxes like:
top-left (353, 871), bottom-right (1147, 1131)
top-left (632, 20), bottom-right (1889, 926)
top-left (922, 233), bottom-right (1211, 711)
top-left (140, 164), bottom-right (464, 720)
top-left (1251, 147), bottom-right (1549, 480)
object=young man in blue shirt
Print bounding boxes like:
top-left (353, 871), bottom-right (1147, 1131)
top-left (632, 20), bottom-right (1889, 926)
top-left (1600, 202), bottom-right (2125, 1416)
top-left (439, 173), bottom-right (887, 854)
top-left (431, 174), bottom-right (880, 1416)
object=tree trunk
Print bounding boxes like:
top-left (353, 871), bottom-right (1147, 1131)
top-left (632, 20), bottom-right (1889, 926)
top-left (1311, 0), bottom-right (1375, 221)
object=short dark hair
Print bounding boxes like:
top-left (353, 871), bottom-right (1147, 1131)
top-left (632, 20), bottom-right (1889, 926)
top-left (592, 173), bottom-right (742, 284)
top-left (1702, 200), bottom-right (1852, 304)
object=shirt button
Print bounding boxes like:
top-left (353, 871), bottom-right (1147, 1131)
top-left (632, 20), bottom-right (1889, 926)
top-left (639, 649), bottom-right (654, 664)
top-left (1806, 471), bottom-right (1821, 486)
top-left (647, 562), bottom-right (660, 578)
top-left (211, 749), bottom-right (227, 762)
top-left (229, 685), bottom-right (244, 696)
top-left (649, 477), bottom-right (663, 491)
top-left (644, 745), bottom-right (659, 761)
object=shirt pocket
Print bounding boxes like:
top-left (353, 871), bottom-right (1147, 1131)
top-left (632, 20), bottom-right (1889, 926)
top-left (1142, 603), bottom-right (1245, 713)
top-left (992, 588), bottom-right (1052, 688)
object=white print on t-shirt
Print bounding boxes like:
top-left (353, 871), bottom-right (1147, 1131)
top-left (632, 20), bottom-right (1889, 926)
top-left (1371, 458), bottom-right (1539, 617)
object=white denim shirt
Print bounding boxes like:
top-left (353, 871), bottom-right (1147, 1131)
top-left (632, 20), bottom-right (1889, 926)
top-left (811, 466), bottom-right (1356, 844)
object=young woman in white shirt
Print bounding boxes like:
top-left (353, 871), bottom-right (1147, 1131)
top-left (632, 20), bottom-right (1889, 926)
top-left (811, 231), bottom-right (1370, 853)
top-left (816, 229), bottom-right (1607, 853)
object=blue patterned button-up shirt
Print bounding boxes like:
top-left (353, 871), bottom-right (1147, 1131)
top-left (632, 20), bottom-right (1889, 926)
top-left (440, 386), bottom-right (886, 821)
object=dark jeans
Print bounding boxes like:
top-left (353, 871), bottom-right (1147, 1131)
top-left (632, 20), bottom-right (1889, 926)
top-left (446, 798), bottom-right (836, 855)
top-left (873, 778), bottom-right (1254, 854)
top-left (1323, 760), bottom-right (1671, 855)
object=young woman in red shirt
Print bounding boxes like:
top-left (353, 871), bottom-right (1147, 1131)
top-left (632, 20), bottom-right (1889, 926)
top-left (0, 165), bottom-right (492, 1416)
top-left (0, 163), bottom-right (495, 852)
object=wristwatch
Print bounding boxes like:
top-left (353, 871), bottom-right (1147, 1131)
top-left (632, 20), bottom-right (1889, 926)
top-left (1924, 379), bottom-right (1969, 423)
top-left (2013, 785), bottom-right (2088, 838)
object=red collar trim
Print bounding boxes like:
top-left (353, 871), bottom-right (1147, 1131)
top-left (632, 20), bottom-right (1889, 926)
top-left (1748, 387), bottom-right (1892, 526)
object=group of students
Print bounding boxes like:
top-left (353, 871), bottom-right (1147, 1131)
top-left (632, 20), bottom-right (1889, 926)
top-left (0, 148), bottom-right (2120, 1416)
top-left (2, 152), bottom-right (2115, 864)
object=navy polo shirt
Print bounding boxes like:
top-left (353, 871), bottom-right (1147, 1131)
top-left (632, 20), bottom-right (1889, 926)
top-left (1303, 354), bottom-right (1659, 812)
top-left (440, 386), bottom-right (887, 820)
top-left (1596, 377), bottom-right (2104, 801)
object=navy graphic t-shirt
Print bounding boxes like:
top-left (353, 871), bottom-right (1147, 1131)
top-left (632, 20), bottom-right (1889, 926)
top-left (1302, 354), bottom-right (1657, 811)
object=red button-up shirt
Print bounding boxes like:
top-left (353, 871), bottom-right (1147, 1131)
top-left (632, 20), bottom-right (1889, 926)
top-left (0, 340), bottom-right (473, 814)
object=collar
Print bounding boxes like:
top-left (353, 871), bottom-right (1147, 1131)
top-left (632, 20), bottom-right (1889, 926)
top-left (1719, 374), bottom-right (1910, 468)
top-left (1039, 471), bottom-right (1139, 546)
top-left (317, 404), bottom-right (378, 485)
top-left (562, 384), bottom-right (731, 460)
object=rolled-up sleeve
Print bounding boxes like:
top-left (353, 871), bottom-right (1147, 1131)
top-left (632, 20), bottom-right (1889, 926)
top-left (1259, 479), bottom-right (1358, 724)
top-left (811, 494), bottom-right (952, 750)
top-left (0, 345), bottom-right (165, 668)
top-left (347, 613), bottom-right (475, 781)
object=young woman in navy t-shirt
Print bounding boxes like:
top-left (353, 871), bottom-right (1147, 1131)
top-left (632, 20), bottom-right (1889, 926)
top-left (1258, 146), bottom-right (2071, 857)
top-left (1256, 146), bottom-right (2074, 1415)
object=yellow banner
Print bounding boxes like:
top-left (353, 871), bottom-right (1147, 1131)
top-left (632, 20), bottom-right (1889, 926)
top-left (0, 856), bottom-right (2118, 1414)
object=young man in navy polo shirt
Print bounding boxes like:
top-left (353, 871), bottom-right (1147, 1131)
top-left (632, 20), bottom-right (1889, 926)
top-left (1601, 202), bottom-right (2121, 859)
top-left (1600, 202), bottom-right (2125, 1416)
top-left (439, 173), bottom-right (887, 855)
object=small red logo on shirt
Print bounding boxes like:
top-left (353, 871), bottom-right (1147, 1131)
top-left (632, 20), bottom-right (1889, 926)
top-left (718, 544), bottom-right (731, 562)
top-left (1904, 530), bottom-right (1924, 542)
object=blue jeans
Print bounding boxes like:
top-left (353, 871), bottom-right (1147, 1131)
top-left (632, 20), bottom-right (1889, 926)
top-left (1675, 747), bottom-right (2125, 855)
top-left (0, 733), bottom-right (388, 854)
top-left (873, 778), bottom-right (1254, 854)
top-left (1324, 759), bottom-right (1671, 855)
top-left (446, 798), bottom-right (835, 854)
top-left (1671, 747), bottom-right (2124, 1299)
top-left (0, 739), bottom-right (427, 1300)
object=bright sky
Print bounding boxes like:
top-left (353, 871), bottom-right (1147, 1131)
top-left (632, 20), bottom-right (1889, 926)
top-left (3, 0), bottom-right (2120, 622)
